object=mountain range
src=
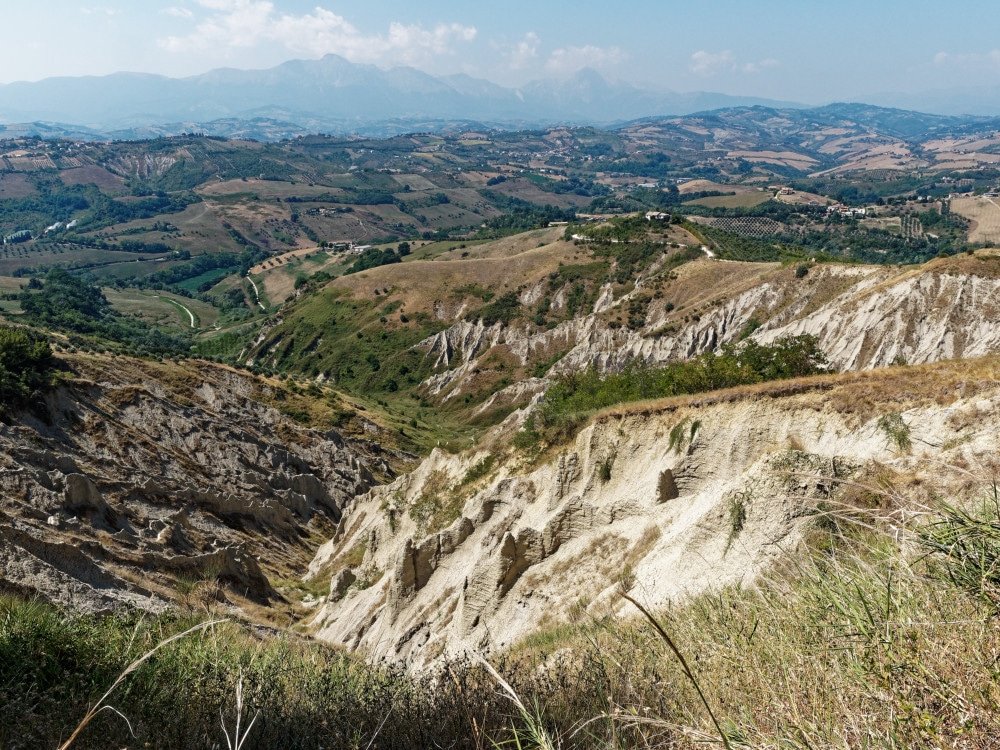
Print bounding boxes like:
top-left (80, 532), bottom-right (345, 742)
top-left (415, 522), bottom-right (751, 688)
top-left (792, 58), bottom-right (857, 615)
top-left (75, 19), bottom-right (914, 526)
top-left (0, 54), bottom-right (800, 139)
top-left (3, 54), bottom-right (1000, 142)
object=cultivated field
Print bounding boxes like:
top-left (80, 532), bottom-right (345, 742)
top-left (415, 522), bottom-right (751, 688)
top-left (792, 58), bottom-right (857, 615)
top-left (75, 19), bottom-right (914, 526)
top-left (58, 165), bottom-right (125, 191)
top-left (0, 173), bottom-right (37, 199)
top-left (257, 251), bottom-right (352, 304)
top-left (685, 191), bottom-right (772, 209)
top-left (197, 179), bottom-right (343, 199)
top-left (0, 246), bottom-right (168, 277)
top-left (0, 275), bottom-right (25, 315)
top-left (951, 196), bottom-right (1000, 244)
top-left (728, 149), bottom-right (819, 170)
top-left (677, 179), bottom-right (743, 195)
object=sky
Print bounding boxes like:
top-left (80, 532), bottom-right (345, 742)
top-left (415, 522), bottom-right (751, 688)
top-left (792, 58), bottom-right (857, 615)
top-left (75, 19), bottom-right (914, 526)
top-left (3, 1), bottom-right (1000, 103)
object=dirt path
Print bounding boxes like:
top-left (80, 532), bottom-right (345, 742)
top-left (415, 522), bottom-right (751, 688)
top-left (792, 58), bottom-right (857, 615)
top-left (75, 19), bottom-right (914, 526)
top-left (246, 275), bottom-right (266, 310)
top-left (155, 295), bottom-right (196, 328)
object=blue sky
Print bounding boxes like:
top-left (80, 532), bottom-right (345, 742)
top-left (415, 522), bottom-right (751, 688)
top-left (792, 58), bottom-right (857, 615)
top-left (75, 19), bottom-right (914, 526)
top-left (3, 1), bottom-right (1000, 102)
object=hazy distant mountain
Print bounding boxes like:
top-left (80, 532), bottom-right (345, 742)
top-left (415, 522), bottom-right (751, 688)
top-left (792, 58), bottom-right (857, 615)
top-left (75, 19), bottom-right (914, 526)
top-left (869, 86), bottom-right (1000, 118)
top-left (0, 55), bottom-right (802, 136)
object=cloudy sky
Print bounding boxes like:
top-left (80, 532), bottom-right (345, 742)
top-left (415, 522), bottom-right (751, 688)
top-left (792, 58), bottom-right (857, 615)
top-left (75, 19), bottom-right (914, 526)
top-left (3, 0), bottom-right (1000, 103)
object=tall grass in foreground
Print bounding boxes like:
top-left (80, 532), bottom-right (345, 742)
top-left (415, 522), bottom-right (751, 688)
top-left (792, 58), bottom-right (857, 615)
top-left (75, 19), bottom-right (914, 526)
top-left (500, 484), bottom-right (1000, 749)
top-left (4, 481), bottom-right (1000, 748)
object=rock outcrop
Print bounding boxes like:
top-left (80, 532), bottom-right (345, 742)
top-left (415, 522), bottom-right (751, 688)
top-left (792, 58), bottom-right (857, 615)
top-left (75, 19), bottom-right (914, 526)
top-left (0, 354), bottom-right (383, 615)
top-left (308, 358), bottom-right (1000, 666)
top-left (415, 257), bottom-right (1000, 404)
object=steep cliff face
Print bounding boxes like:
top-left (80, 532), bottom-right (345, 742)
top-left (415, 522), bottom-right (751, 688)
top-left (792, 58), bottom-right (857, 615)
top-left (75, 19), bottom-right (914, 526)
top-left (308, 358), bottom-right (1000, 665)
top-left (415, 255), bottom-right (1000, 406)
top-left (0, 354), bottom-right (385, 616)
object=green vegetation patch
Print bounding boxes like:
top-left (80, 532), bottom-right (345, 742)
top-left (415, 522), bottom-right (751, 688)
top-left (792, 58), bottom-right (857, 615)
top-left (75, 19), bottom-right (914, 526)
top-left (524, 336), bottom-right (828, 447)
top-left (250, 287), bottom-right (444, 397)
top-left (0, 325), bottom-right (55, 410)
top-left (0, 596), bottom-right (514, 749)
top-left (19, 269), bottom-right (188, 355)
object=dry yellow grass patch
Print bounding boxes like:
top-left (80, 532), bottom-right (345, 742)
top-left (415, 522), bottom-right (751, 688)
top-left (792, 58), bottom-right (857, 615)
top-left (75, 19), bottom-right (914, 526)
top-left (951, 195), bottom-right (1000, 244)
top-left (330, 239), bottom-right (579, 312)
top-left (677, 179), bottom-right (755, 195)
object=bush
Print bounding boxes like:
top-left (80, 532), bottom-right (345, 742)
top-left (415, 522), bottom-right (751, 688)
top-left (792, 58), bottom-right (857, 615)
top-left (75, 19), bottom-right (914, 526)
top-left (477, 291), bottom-right (521, 327)
top-left (539, 335), bottom-right (828, 428)
top-left (0, 325), bottom-right (54, 409)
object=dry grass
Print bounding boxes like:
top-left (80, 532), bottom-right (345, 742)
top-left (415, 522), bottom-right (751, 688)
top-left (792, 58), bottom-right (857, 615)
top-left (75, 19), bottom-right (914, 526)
top-left (329, 237), bottom-right (578, 313)
top-left (595, 354), bottom-right (1000, 426)
top-left (952, 196), bottom-right (1000, 244)
top-left (500, 475), bottom-right (1000, 749)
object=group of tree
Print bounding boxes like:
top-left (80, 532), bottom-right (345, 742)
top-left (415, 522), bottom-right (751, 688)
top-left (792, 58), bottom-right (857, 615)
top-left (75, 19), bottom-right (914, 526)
top-left (19, 269), bottom-right (188, 356)
top-left (477, 193), bottom-right (576, 238)
top-left (345, 243), bottom-right (410, 275)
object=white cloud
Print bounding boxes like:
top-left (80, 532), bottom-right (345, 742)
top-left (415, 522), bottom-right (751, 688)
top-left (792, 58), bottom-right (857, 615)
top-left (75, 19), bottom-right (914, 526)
top-left (159, 2), bottom-right (477, 67)
top-left (933, 50), bottom-right (1000, 69)
top-left (690, 49), bottom-right (778, 76)
top-left (690, 50), bottom-right (734, 76)
top-left (545, 45), bottom-right (625, 76)
top-left (742, 57), bottom-right (778, 74)
top-left (163, 6), bottom-right (194, 19)
top-left (504, 32), bottom-right (540, 70)
top-left (80, 5), bottom-right (118, 16)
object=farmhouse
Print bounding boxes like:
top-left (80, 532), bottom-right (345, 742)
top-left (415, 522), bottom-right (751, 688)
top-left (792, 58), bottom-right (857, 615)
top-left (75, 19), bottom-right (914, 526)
top-left (826, 204), bottom-right (867, 218)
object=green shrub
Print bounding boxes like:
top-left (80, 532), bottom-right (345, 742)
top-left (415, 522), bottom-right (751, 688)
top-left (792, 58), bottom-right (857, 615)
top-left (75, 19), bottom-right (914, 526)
top-left (460, 455), bottom-right (497, 487)
top-left (539, 335), bottom-right (828, 433)
top-left (726, 492), bottom-right (749, 551)
top-left (878, 412), bottom-right (911, 452)
top-left (477, 292), bottom-right (521, 327)
top-left (598, 454), bottom-right (615, 483)
top-left (0, 325), bottom-right (55, 410)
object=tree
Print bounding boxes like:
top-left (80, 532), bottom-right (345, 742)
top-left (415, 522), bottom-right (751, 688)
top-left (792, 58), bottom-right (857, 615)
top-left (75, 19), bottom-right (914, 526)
top-left (0, 325), bottom-right (54, 409)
